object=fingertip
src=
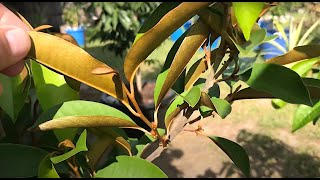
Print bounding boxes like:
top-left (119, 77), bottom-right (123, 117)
top-left (4, 26), bottom-right (31, 59)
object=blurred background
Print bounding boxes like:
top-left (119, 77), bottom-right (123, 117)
top-left (4, 2), bottom-right (320, 177)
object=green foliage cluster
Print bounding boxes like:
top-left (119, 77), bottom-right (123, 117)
top-left (1, 2), bottom-right (320, 178)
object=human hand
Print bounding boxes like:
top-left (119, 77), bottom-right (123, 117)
top-left (0, 3), bottom-right (31, 94)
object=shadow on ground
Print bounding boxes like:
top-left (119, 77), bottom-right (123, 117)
top-left (219, 130), bottom-right (320, 178)
top-left (154, 130), bottom-right (320, 178)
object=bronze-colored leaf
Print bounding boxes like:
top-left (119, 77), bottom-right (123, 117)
top-left (51, 33), bottom-right (79, 46)
top-left (12, 10), bottom-right (34, 29)
top-left (34, 116), bottom-right (138, 131)
top-left (91, 66), bottom-right (119, 75)
top-left (34, 25), bottom-right (53, 32)
top-left (156, 19), bottom-right (211, 107)
top-left (265, 45), bottom-right (320, 65)
top-left (200, 92), bottom-right (215, 109)
top-left (124, 2), bottom-right (211, 84)
top-left (27, 31), bottom-right (130, 107)
top-left (185, 58), bottom-right (206, 90)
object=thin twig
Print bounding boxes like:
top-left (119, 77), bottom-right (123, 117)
top-left (214, 56), bottom-right (234, 79)
top-left (67, 158), bottom-right (81, 178)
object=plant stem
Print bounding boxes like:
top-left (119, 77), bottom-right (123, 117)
top-left (123, 84), bottom-right (153, 129)
top-left (67, 158), bottom-right (81, 178)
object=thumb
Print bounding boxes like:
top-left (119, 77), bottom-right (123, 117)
top-left (0, 25), bottom-right (30, 75)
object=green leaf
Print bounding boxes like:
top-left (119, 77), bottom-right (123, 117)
top-left (38, 153), bottom-right (60, 178)
top-left (154, 29), bottom-right (189, 107)
top-left (292, 101), bottom-right (320, 132)
top-left (180, 86), bottom-right (201, 108)
top-left (50, 129), bottom-right (88, 164)
top-left (199, 105), bottom-right (213, 117)
top-left (302, 77), bottom-right (320, 89)
top-left (0, 66), bottom-right (30, 122)
top-left (291, 58), bottom-right (319, 76)
top-left (271, 99), bottom-right (287, 109)
top-left (95, 156), bottom-right (167, 178)
top-left (156, 19), bottom-right (211, 107)
top-left (124, 2), bottom-right (211, 86)
top-left (232, 2), bottom-right (264, 41)
top-left (0, 143), bottom-right (48, 178)
top-left (31, 60), bottom-right (79, 111)
top-left (241, 63), bottom-right (312, 106)
top-left (208, 136), bottom-right (250, 177)
top-left (31, 59), bottom-right (79, 141)
top-left (32, 100), bottom-right (133, 141)
top-left (211, 97), bottom-right (232, 119)
top-left (231, 28), bottom-right (277, 55)
top-left (164, 91), bottom-right (188, 128)
top-left (271, 58), bottom-right (319, 109)
top-left (119, 10), bottom-right (132, 30)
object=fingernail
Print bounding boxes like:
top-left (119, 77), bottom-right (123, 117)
top-left (5, 27), bottom-right (30, 58)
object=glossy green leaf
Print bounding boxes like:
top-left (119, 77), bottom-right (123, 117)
top-left (154, 29), bottom-right (189, 107)
top-left (124, 2), bottom-right (211, 85)
top-left (208, 136), bottom-right (250, 177)
top-left (232, 2), bottom-right (264, 41)
top-left (156, 19), bottom-right (211, 107)
top-left (271, 58), bottom-right (319, 108)
top-left (231, 28), bottom-right (277, 55)
top-left (291, 58), bottom-right (319, 76)
top-left (266, 45), bottom-right (320, 65)
top-left (241, 63), bottom-right (312, 106)
top-left (50, 129), bottom-right (88, 164)
top-left (232, 85), bottom-right (320, 102)
top-left (211, 97), bottom-right (232, 119)
top-left (302, 77), bottom-right (320, 88)
top-left (199, 105), bottom-right (213, 117)
top-left (164, 91), bottom-right (187, 128)
top-left (0, 143), bottom-right (48, 178)
top-left (0, 66), bottom-right (30, 122)
top-left (32, 100), bottom-right (133, 142)
top-left (27, 31), bottom-right (131, 109)
top-left (95, 156), bottom-right (167, 178)
top-left (292, 101), bottom-right (320, 132)
top-left (180, 86), bottom-right (201, 108)
top-left (31, 60), bottom-right (79, 111)
top-left (271, 99), bottom-right (287, 109)
top-left (38, 153), bottom-right (60, 178)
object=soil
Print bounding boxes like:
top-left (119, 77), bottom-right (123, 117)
top-left (80, 81), bottom-right (320, 178)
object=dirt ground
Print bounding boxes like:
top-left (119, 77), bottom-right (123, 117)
top-left (80, 82), bottom-right (320, 178)
top-left (152, 99), bottom-right (320, 178)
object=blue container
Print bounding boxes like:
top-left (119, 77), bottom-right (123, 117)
top-left (258, 20), bottom-right (288, 60)
top-left (170, 28), bottom-right (184, 42)
top-left (66, 26), bottom-right (85, 47)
